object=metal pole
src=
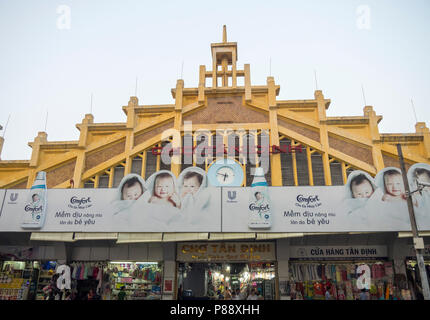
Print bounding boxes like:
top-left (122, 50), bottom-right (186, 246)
top-left (397, 143), bottom-right (430, 300)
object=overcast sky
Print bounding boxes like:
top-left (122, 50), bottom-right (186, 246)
top-left (0, 0), bottom-right (429, 160)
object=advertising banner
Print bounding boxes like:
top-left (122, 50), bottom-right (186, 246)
top-left (176, 242), bottom-right (276, 262)
top-left (223, 164), bottom-right (430, 232)
top-left (0, 164), bottom-right (429, 233)
top-left (0, 168), bottom-right (221, 232)
top-left (289, 245), bottom-right (388, 260)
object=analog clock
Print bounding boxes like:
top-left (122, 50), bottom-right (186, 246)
top-left (207, 158), bottom-right (244, 187)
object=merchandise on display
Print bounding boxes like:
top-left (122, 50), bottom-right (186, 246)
top-left (178, 262), bottom-right (276, 300)
top-left (69, 261), bottom-right (107, 300)
top-left (288, 260), bottom-right (409, 300)
top-left (36, 261), bottom-right (57, 300)
top-left (0, 260), bottom-right (40, 300)
top-left (107, 262), bottom-right (163, 300)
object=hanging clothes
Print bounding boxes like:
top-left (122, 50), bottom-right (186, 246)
top-left (96, 267), bottom-right (103, 294)
top-left (79, 264), bottom-right (85, 280)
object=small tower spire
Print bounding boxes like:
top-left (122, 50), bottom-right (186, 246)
top-left (223, 25), bottom-right (227, 43)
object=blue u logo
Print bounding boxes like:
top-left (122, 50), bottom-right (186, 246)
top-left (227, 191), bottom-right (236, 200)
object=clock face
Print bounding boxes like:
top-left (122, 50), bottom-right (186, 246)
top-left (207, 158), bottom-right (244, 187)
top-left (216, 166), bottom-right (235, 185)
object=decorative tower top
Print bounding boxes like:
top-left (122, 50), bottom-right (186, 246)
top-left (223, 24), bottom-right (227, 43)
top-left (210, 25), bottom-right (238, 88)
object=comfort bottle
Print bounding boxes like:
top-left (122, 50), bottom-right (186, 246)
top-left (248, 167), bottom-right (272, 229)
top-left (21, 171), bottom-right (47, 229)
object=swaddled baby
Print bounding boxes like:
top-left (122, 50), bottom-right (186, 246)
top-left (369, 167), bottom-right (410, 230)
top-left (336, 170), bottom-right (387, 231)
top-left (408, 163), bottom-right (430, 229)
top-left (175, 167), bottom-right (212, 228)
top-left (110, 174), bottom-right (146, 218)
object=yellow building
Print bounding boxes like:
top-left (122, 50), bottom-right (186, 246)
top-left (0, 27), bottom-right (429, 300)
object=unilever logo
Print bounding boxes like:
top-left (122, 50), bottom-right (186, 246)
top-left (227, 191), bottom-right (237, 203)
top-left (10, 193), bottom-right (18, 202)
top-left (8, 192), bottom-right (19, 204)
top-left (295, 194), bottom-right (322, 208)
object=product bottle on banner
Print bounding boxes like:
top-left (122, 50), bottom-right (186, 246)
top-left (21, 171), bottom-right (47, 229)
top-left (248, 167), bottom-right (272, 229)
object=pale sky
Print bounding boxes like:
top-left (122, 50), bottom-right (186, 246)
top-left (0, 0), bottom-right (429, 160)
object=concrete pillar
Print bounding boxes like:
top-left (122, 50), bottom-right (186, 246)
top-left (125, 97), bottom-right (138, 175)
top-left (244, 64), bottom-right (251, 102)
top-left (162, 242), bottom-right (176, 300)
top-left (171, 80), bottom-right (184, 177)
top-left (198, 65), bottom-right (206, 103)
top-left (267, 77), bottom-right (282, 186)
top-left (364, 106), bottom-right (384, 171)
top-left (416, 122), bottom-right (430, 160)
top-left (73, 114), bottom-right (94, 188)
top-left (315, 90), bottom-right (332, 186)
top-left (276, 238), bottom-right (290, 300)
top-left (27, 132), bottom-right (48, 188)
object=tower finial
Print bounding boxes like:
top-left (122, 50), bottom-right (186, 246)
top-left (223, 25), bottom-right (227, 43)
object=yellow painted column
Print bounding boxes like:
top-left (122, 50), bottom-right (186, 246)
top-left (307, 147), bottom-right (314, 186)
top-left (416, 122), bottom-right (430, 160)
top-left (221, 58), bottom-right (228, 87)
top-left (212, 54), bottom-right (217, 89)
top-left (73, 114), bottom-right (93, 188)
top-left (125, 97), bottom-right (138, 175)
top-left (291, 140), bottom-right (298, 186)
top-left (267, 77), bottom-right (282, 186)
top-left (315, 90), bottom-right (332, 186)
top-left (232, 51), bottom-right (237, 88)
top-left (341, 161), bottom-right (348, 184)
top-left (140, 151), bottom-right (147, 179)
top-left (171, 79), bottom-right (184, 177)
top-left (27, 131), bottom-right (47, 188)
top-left (364, 106), bottom-right (384, 171)
top-left (198, 65), bottom-right (206, 103)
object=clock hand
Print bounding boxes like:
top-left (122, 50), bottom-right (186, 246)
top-left (224, 173), bottom-right (228, 182)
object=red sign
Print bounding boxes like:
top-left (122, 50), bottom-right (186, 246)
top-left (164, 279), bottom-right (173, 292)
top-left (152, 144), bottom-right (303, 156)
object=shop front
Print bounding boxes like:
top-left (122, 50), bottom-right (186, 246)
top-left (176, 242), bottom-right (277, 300)
top-left (283, 245), bottom-right (402, 300)
top-left (403, 243), bottom-right (430, 300)
top-left (0, 241), bottom-right (166, 300)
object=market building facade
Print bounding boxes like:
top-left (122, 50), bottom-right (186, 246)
top-left (1, 27), bottom-right (430, 300)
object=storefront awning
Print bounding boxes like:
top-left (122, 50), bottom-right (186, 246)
top-left (209, 233), bottom-right (256, 240)
top-left (74, 233), bottom-right (118, 241)
top-left (398, 231), bottom-right (430, 238)
top-left (116, 233), bottom-right (163, 243)
top-left (30, 232), bottom-right (75, 242)
top-left (162, 233), bottom-right (209, 242)
top-left (256, 233), bottom-right (305, 240)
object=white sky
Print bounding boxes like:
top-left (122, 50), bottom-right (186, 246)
top-left (0, 0), bottom-right (429, 160)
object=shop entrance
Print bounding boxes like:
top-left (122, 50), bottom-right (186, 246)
top-left (177, 262), bottom-right (276, 300)
top-left (288, 260), bottom-right (398, 300)
top-left (405, 259), bottom-right (430, 300)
